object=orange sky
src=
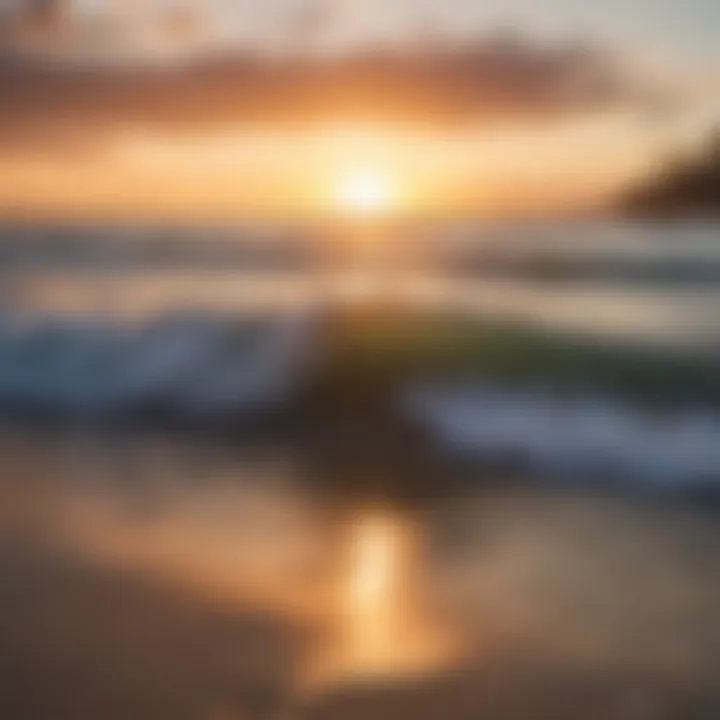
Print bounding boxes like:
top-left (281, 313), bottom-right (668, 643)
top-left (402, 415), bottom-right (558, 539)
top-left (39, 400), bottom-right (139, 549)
top-left (0, 116), bottom-right (673, 220)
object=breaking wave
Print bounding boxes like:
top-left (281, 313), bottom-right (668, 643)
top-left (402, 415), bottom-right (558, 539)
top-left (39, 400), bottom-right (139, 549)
top-left (406, 384), bottom-right (720, 489)
top-left (0, 306), bottom-right (318, 421)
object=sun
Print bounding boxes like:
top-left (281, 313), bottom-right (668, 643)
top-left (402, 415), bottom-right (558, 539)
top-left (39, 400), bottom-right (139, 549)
top-left (336, 169), bottom-right (395, 215)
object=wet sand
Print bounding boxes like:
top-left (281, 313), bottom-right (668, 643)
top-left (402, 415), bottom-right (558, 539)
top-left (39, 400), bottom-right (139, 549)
top-left (0, 427), bottom-right (720, 719)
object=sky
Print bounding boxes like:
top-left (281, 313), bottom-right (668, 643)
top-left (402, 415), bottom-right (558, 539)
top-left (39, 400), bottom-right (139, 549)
top-left (0, 0), bottom-right (717, 220)
top-left (199, 0), bottom-right (720, 64)
top-left (4, 0), bottom-right (720, 64)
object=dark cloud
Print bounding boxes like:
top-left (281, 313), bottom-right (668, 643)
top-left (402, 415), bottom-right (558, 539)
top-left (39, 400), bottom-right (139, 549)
top-left (0, 35), bottom-right (671, 154)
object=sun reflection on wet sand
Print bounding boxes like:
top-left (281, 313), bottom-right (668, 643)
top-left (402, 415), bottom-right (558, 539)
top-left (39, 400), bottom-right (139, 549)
top-left (306, 509), bottom-right (457, 694)
top-left (344, 512), bottom-right (407, 672)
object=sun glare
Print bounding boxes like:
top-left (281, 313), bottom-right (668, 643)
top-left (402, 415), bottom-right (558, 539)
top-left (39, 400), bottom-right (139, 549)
top-left (337, 169), bottom-right (395, 215)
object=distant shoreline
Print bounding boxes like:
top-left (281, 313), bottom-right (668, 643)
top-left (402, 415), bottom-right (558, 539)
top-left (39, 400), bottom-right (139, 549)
top-left (619, 132), bottom-right (720, 220)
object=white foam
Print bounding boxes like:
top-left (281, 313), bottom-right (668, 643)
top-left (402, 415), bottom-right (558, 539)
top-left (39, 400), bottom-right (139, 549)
top-left (0, 307), bottom-right (317, 419)
top-left (406, 384), bottom-right (720, 487)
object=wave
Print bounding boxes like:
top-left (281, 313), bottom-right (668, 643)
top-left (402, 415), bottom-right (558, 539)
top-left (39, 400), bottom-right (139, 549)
top-left (0, 307), bottom-right (318, 421)
top-left (405, 384), bottom-right (720, 488)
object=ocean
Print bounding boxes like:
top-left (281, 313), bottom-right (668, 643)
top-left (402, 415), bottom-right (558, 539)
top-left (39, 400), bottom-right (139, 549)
top-left (0, 219), bottom-right (720, 719)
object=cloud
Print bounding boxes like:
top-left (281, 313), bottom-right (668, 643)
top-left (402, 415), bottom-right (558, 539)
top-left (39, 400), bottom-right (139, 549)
top-left (0, 33), bottom-right (680, 155)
